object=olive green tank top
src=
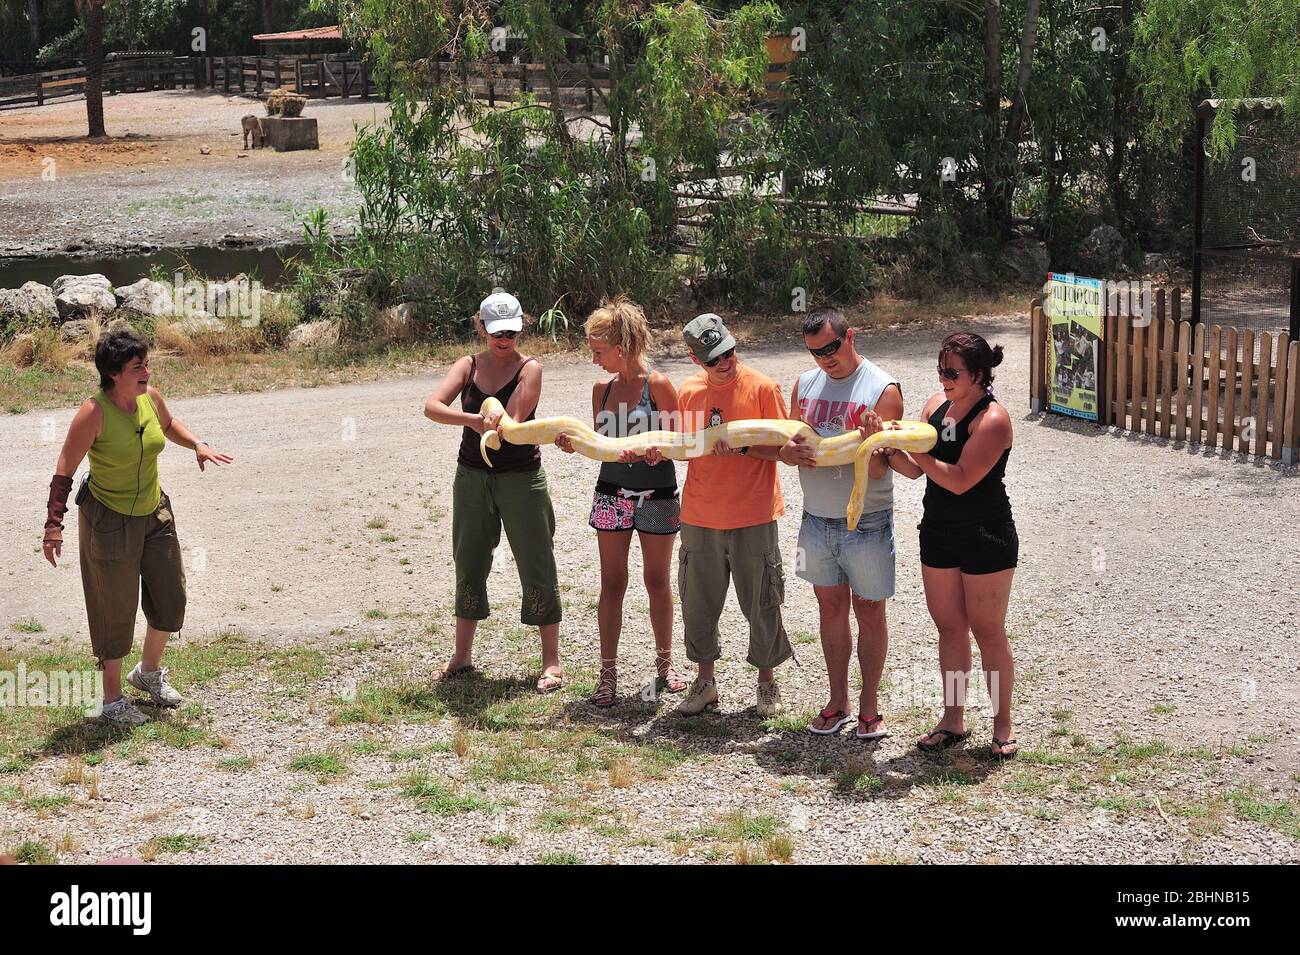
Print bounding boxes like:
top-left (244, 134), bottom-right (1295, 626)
top-left (88, 391), bottom-right (166, 515)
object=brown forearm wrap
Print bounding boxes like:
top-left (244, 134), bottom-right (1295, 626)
top-left (44, 474), bottom-right (74, 537)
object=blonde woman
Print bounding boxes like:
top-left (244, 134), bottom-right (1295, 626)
top-left (555, 296), bottom-right (685, 707)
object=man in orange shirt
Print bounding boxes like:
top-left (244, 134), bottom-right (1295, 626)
top-left (671, 313), bottom-right (800, 718)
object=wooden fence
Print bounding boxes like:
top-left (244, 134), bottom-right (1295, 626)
top-left (0, 56), bottom-right (205, 109)
top-left (208, 54), bottom-right (372, 98)
top-left (1030, 287), bottom-right (1300, 463)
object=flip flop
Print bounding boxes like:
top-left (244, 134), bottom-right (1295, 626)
top-left (434, 663), bottom-right (475, 682)
top-left (536, 669), bottom-right (564, 694)
top-left (808, 708), bottom-right (853, 735)
top-left (991, 736), bottom-right (1019, 759)
top-left (916, 728), bottom-right (970, 752)
top-left (855, 713), bottom-right (889, 740)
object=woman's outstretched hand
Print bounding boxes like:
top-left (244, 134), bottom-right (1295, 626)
top-left (555, 432), bottom-right (575, 453)
top-left (197, 444), bottom-right (234, 472)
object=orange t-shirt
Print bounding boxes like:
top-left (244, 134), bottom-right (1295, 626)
top-left (678, 362), bottom-right (788, 530)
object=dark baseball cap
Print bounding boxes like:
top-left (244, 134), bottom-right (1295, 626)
top-left (683, 313), bottom-right (736, 363)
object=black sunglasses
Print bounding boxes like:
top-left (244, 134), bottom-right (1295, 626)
top-left (809, 336), bottom-right (844, 359)
top-left (938, 364), bottom-right (964, 381)
top-left (489, 329), bottom-right (520, 340)
top-left (705, 348), bottom-right (735, 368)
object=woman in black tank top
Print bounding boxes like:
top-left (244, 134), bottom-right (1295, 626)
top-left (423, 292), bottom-right (564, 693)
top-left (887, 332), bottom-right (1019, 759)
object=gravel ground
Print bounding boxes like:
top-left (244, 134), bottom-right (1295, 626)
top-left (0, 90), bottom-right (386, 258)
top-left (2, 314), bottom-right (1297, 864)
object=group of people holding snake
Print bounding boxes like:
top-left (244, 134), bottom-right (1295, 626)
top-left (41, 289), bottom-right (1017, 757)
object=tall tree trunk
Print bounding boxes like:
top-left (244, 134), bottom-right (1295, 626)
top-left (261, 1), bottom-right (274, 34)
top-left (982, 0), bottom-right (1005, 234)
top-left (84, 0), bottom-right (105, 138)
top-left (28, 0), bottom-right (41, 60)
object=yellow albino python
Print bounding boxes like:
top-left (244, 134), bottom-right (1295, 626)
top-left (478, 396), bottom-right (937, 526)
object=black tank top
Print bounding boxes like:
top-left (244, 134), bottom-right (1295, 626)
top-left (457, 354), bottom-right (541, 472)
top-left (921, 392), bottom-right (1012, 527)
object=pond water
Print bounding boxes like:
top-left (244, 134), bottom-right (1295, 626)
top-left (0, 244), bottom-right (309, 292)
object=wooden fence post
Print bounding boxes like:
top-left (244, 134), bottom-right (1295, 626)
top-left (223, 56), bottom-right (230, 92)
top-left (1285, 340), bottom-right (1300, 465)
top-left (1029, 301), bottom-right (1044, 413)
top-left (361, 62), bottom-right (370, 99)
top-left (1256, 333), bottom-right (1272, 457)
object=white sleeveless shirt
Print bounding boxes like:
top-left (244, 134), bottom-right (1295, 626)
top-left (796, 357), bottom-right (899, 520)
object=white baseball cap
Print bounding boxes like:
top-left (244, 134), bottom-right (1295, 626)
top-left (478, 289), bottom-right (524, 333)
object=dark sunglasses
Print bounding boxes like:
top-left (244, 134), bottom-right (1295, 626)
top-left (809, 336), bottom-right (844, 359)
top-left (938, 364), bottom-right (964, 381)
top-left (705, 348), bottom-right (735, 368)
top-left (489, 329), bottom-right (520, 340)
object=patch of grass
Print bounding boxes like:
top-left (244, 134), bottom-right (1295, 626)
top-left (483, 833), bottom-right (517, 849)
top-left (699, 810), bottom-right (780, 842)
top-left (14, 840), bottom-right (57, 864)
top-left (143, 834), bottom-right (209, 855)
top-left (405, 831), bottom-right (432, 844)
top-left (330, 679), bottom-right (445, 725)
top-left (11, 617), bottom-right (44, 633)
top-left (401, 772), bottom-right (498, 816)
top-left (472, 745), bottom-right (556, 785)
top-left (1114, 739), bottom-right (1172, 762)
top-left (365, 517), bottom-right (389, 529)
top-left (216, 756), bottom-right (255, 772)
top-left (791, 630), bottom-right (818, 645)
top-left (761, 707), bottom-right (819, 734)
top-left (1051, 709), bottom-right (1072, 722)
top-left (1002, 772), bottom-right (1054, 795)
top-left (1093, 795), bottom-right (1149, 814)
top-left (537, 851), bottom-right (583, 865)
top-left (1150, 703), bottom-right (1176, 715)
top-left (764, 834), bottom-right (795, 863)
top-left (364, 608), bottom-right (389, 620)
top-left (1226, 789), bottom-right (1299, 839)
top-left (289, 750), bottom-right (348, 778)
top-left (1019, 749), bottom-right (1078, 767)
top-left (24, 793), bottom-right (70, 811)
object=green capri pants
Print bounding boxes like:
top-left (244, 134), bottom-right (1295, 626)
top-left (452, 464), bottom-right (562, 625)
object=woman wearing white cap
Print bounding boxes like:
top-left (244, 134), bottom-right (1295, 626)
top-left (423, 290), bottom-right (564, 692)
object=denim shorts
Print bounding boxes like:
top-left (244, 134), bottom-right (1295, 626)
top-left (796, 508), bottom-right (895, 601)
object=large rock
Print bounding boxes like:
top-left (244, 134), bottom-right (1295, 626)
top-left (375, 303), bottom-right (416, 343)
top-left (52, 274), bottom-right (117, 320)
top-left (0, 281), bottom-right (58, 324)
top-left (287, 319), bottom-right (339, 351)
top-left (59, 318), bottom-right (94, 344)
top-left (114, 278), bottom-right (175, 318)
top-left (261, 116), bottom-right (319, 152)
top-left (997, 238), bottom-right (1049, 282)
top-left (1078, 225), bottom-right (1126, 276)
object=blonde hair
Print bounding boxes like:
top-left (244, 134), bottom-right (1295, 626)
top-left (584, 294), bottom-right (650, 359)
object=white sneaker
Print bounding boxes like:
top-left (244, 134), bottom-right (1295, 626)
top-left (127, 663), bottom-right (183, 707)
top-left (756, 680), bottom-right (784, 718)
top-left (97, 697), bottom-right (150, 727)
top-left (674, 678), bottom-right (719, 716)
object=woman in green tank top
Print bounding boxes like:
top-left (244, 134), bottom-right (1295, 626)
top-left (42, 329), bottom-right (234, 728)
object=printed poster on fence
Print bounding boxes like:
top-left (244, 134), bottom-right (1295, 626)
top-left (1046, 272), bottom-right (1104, 421)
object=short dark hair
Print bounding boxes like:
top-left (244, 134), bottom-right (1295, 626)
top-left (939, 331), bottom-right (1004, 387)
top-left (802, 306), bottom-right (848, 338)
top-left (95, 329), bottom-right (149, 391)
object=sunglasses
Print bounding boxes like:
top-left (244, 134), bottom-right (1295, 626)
top-left (488, 329), bottom-right (520, 340)
top-left (704, 348), bottom-right (735, 368)
top-left (937, 364), bottom-right (965, 381)
top-left (808, 336), bottom-right (844, 359)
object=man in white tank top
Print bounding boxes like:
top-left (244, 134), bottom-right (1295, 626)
top-left (783, 307), bottom-right (903, 738)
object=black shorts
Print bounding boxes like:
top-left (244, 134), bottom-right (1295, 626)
top-left (918, 518), bottom-right (1018, 575)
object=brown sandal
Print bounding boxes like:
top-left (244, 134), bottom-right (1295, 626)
top-left (590, 664), bottom-right (617, 707)
top-left (655, 652), bottom-right (687, 694)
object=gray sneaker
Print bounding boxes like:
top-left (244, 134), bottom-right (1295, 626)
top-left (98, 697), bottom-right (150, 727)
top-left (127, 663), bottom-right (183, 707)
top-left (674, 678), bottom-right (718, 716)
top-left (756, 680), bottom-right (784, 718)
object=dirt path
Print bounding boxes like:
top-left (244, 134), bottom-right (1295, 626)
top-left (0, 90), bottom-right (387, 258)
top-left (2, 316), bottom-right (1297, 863)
